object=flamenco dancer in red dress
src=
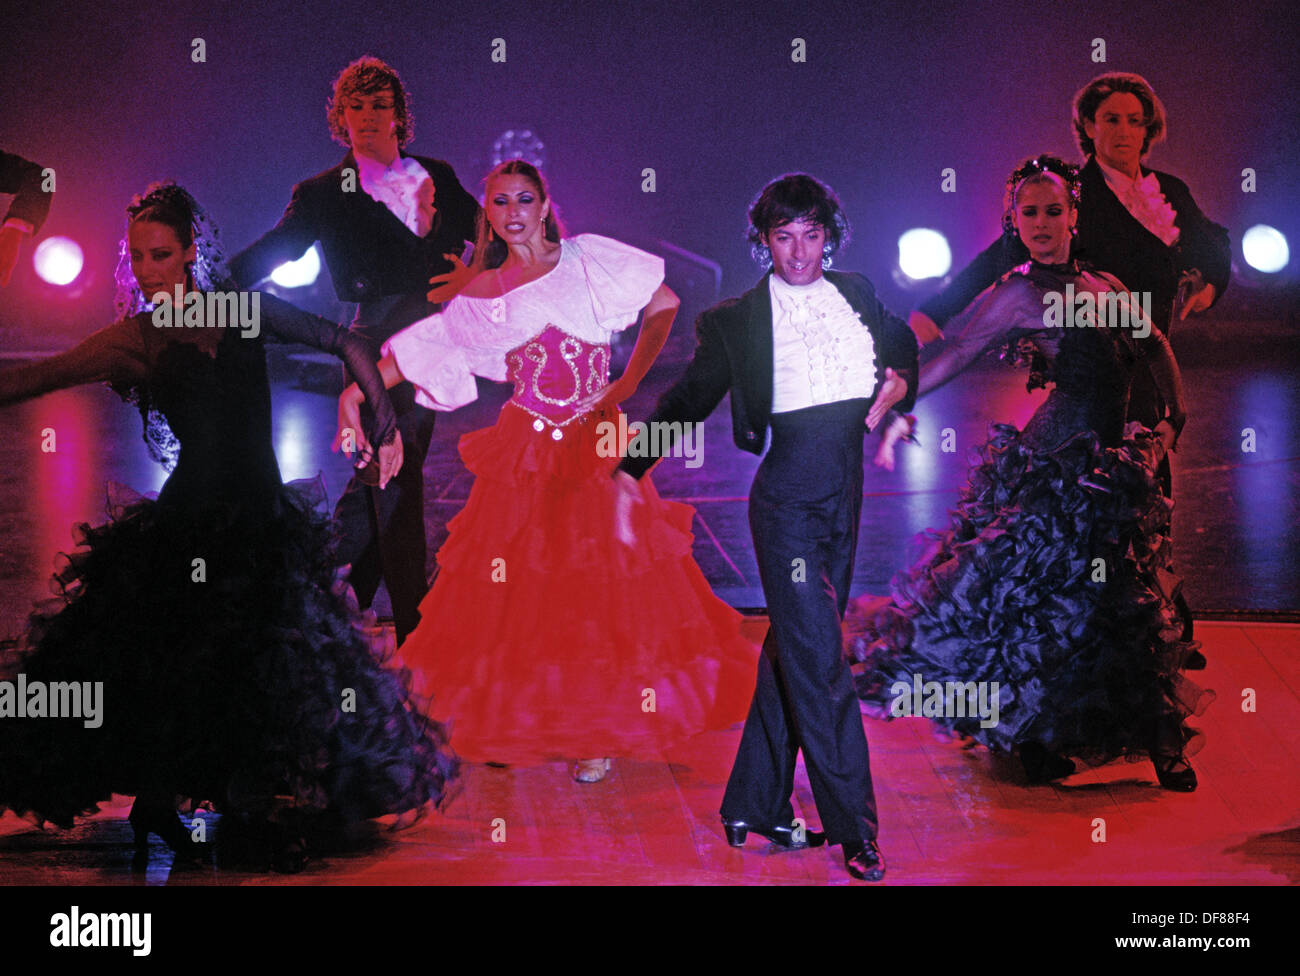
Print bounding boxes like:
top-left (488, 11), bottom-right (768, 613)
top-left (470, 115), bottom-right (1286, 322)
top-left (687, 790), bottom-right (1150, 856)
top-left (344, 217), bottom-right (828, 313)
top-left (339, 161), bottom-right (756, 781)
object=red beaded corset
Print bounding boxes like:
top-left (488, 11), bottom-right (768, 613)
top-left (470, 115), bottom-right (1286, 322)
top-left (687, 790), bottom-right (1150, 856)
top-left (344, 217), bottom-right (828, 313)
top-left (506, 324), bottom-right (611, 436)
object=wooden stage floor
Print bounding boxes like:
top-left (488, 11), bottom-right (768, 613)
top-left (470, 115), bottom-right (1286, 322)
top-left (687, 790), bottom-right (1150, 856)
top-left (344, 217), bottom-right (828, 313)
top-left (2, 620), bottom-right (1296, 886)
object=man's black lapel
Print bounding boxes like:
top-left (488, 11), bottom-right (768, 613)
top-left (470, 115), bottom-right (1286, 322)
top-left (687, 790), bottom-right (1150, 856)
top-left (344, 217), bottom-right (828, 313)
top-left (1083, 156), bottom-right (1166, 252)
top-left (744, 275), bottom-right (775, 426)
top-left (337, 151), bottom-right (373, 224)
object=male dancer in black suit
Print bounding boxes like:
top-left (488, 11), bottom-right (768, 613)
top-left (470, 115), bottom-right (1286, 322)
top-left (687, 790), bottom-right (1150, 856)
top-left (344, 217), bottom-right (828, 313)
top-left (230, 57), bottom-right (479, 644)
top-left (616, 174), bottom-right (917, 881)
top-left (912, 72), bottom-right (1229, 377)
top-left (907, 72), bottom-right (1229, 657)
top-left (0, 150), bottom-right (54, 288)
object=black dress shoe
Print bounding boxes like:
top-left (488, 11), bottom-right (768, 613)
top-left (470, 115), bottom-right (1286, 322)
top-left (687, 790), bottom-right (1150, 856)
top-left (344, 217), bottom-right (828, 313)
top-left (1153, 756), bottom-right (1198, 792)
top-left (1183, 648), bottom-right (1207, 670)
top-left (1019, 741), bottom-right (1076, 784)
top-left (722, 818), bottom-right (826, 849)
top-left (843, 840), bottom-right (886, 881)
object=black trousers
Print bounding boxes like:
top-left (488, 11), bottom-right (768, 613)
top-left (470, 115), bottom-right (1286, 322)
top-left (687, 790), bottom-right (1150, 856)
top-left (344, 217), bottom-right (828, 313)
top-left (332, 292), bottom-right (438, 645)
top-left (720, 398), bottom-right (879, 848)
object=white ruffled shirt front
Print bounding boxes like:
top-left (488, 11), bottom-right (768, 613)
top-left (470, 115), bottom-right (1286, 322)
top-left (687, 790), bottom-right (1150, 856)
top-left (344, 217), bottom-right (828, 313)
top-left (768, 273), bottom-right (877, 414)
top-left (354, 153), bottom-right (436, 238)
top-left (384, 234), bottom-right (665, 411)
top-left (1097, 159), bottom-right (1180, 247)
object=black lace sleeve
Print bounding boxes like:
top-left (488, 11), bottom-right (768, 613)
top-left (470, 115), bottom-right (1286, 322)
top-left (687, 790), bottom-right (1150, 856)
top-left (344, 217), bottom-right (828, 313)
top-left (256, 292), bottom-right (397, 448)
top-left (918, 275), bottom-right (1046, 397)
top-left (1089, 269), bottom-right (1189, 438)
top-left (919, 233), bottom-right (1027, 330)
top-left (1132, 325), bottom-right (1188, 437)
top-left (0, 318), bottom-right (147, 407)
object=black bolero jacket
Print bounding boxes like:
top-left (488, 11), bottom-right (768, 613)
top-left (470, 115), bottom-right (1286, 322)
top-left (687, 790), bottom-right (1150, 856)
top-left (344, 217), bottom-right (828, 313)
top-left (619, 270), bottom-right (919, 479)
top-left (230, 151), bottom-right (480, 306)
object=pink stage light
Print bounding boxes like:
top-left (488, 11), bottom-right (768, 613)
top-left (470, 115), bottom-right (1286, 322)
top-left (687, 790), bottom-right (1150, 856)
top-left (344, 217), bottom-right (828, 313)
top-left (33, 236), bottom-right (85, 286)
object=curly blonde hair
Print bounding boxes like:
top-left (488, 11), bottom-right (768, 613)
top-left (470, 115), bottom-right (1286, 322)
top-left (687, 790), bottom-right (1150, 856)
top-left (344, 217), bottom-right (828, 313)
top-left (326, 56), bottom-right (414, 148)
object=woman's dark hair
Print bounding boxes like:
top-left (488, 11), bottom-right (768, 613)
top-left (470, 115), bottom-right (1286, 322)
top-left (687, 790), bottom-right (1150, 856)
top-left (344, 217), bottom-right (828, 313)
top-left (115, 181), bottom-right (232, 317)
top-left (327, 55), bottom-right (414, 149)
top-left (472, 160), bottom-right (565, 271)
top-left (747, 173), bottom-right (850, 269)
top-left (1072, 71), bottom-right (1167, 159)
top-left (113, 181), bottom-right (231, 470)
top-left (126, 183), bottom-right (197, 248)
top-left (1002, 154), bottom-right (1082, 236)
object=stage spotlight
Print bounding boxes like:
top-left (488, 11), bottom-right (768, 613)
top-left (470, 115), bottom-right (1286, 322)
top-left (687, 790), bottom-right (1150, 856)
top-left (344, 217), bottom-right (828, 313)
top-left (269, 245), bottom-right (321, 288)
top-left (33, 236), bottom-right (84, 286)
top-left (1241, 224), bottom-right (1289, 274)
top-left (897, 228), bottom-right (951, 282)
top-left (491, 129), bottom-right (546, 169)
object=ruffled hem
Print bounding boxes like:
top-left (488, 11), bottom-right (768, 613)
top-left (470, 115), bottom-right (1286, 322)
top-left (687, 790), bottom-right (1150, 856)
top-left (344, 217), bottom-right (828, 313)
top-left (846, 422), bottom-right (1213, 765)
top-left (400, 405), bottom-right (757, 763)
top-left (0, 478), bottom-right (454, 829)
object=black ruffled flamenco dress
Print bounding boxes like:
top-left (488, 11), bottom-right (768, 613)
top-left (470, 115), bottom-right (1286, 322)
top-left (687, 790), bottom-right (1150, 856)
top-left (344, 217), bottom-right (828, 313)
top-left (0, 299), bottom-right (453, 860)
top-left (846, 262), bottom-right (1213, 777)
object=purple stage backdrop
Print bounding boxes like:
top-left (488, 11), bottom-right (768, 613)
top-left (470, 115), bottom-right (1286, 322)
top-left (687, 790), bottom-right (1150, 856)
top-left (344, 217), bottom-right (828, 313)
top-left (2, 0), bottom-right (1298, 614)
top-left (2, 0), bottom-right (1296, 338)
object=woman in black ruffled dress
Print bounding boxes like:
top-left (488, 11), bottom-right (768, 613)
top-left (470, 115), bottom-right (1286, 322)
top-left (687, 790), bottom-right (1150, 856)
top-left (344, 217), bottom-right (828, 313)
top-left (0, 183), bottom-right (452, 869)
top-left (850, 157), bottom-right (1212, 791)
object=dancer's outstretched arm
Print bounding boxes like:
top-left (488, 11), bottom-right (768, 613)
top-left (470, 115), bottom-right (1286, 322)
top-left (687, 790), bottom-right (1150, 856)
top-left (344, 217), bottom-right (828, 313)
top-left (228, 183), bottom-right (320, 289)
top-left (918, 275), bottom-right (1046, 398)
top-left (615, 301), bottom-right (734, 484)
top-left (609, 297), bottom-right (733, 544)
top-left (0, 319), bottom-right (145, 406)
top-left (874, 276), bottom-right (1044, 470)
top-left (914, 234), bottom-right (1025, 342)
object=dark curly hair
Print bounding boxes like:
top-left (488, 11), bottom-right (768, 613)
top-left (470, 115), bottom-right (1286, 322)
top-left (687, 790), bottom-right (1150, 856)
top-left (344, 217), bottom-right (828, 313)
top-left (327, 55), bottom-right (414, 149)
top-left (747, 173), bottom-right (850, 269)
top-left (1072, 71), bottom-right (1167, 159)
top-left (1002, 154), bottom-right (1082, 237)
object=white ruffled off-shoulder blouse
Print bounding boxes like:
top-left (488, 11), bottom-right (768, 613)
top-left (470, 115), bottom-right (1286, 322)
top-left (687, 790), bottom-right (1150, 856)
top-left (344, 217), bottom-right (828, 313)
top-left (384, 233), bottom-right (665, 415)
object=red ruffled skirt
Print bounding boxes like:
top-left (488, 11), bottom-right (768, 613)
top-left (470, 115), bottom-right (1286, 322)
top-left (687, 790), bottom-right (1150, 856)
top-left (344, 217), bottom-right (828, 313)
top-left (401, 402), bottom-right (758, 763)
